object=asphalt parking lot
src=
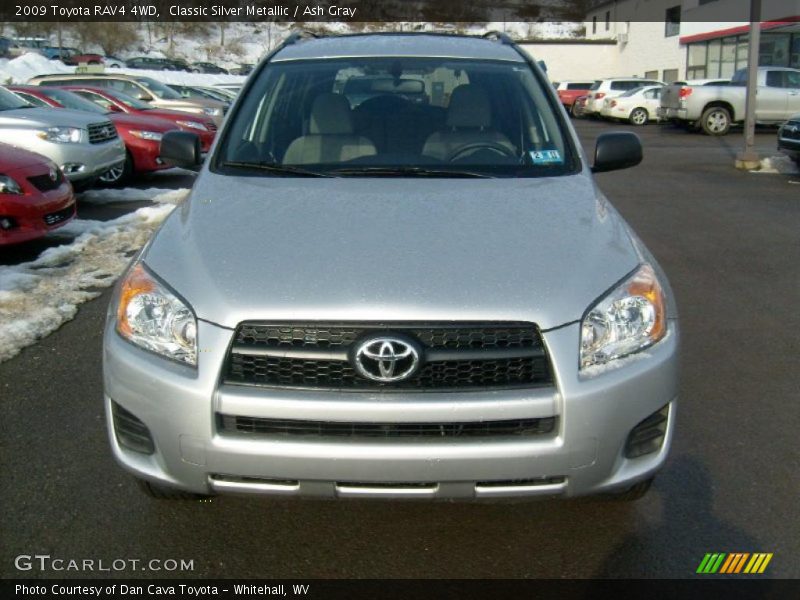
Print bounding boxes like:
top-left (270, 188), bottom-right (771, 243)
top-left (1, 120), bottom-right (798, 579)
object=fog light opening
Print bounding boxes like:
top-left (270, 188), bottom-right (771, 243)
top-left (112, 401), bottom-right (155, 455)
top-left (0, 216), bottom-right (18, 230)
top-left (625, 404), bottom-right (669, 459)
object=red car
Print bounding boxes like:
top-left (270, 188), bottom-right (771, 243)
top-left (553, 80), bottom-right (597, 116)
top-left (9, 85), bottom-right (180, 185)
top-left (0, 142), bottom-right (75, 245)
top-left (61, 86), bottom-right (217, 153)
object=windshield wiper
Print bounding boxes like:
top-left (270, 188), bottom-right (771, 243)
top-left (329, 166), bottom-right (494, 178)
top-left (220, 161), bottom-right (331, 177)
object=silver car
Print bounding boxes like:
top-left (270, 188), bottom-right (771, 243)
top-left (0, 87), bottom-right (125, 189)
top-left (104, 33), bottom-right (679, 501)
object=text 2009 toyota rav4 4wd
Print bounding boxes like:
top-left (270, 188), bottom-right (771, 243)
top-left (104, 33), bottom-right (679, 501)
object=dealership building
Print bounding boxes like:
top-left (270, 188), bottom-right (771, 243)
top-left (519, 0), bottom-right (800, 83)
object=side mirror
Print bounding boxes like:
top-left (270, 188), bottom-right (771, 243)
top-left (592, 132), bottom-right (643, 173)
top-left (160, 130), bottom-right (201, 169)
top-left (136, 92), bottom-right (153, 102)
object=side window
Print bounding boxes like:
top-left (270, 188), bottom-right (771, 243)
top-left (15, 92), bottom-right (47, 106)
top-left (107, 79), bottom-right (143, 97)
top-left (765, 71), bottom-right (783, 87)
top-left (785, 71), bottom-right (800, 89)
top-left (610, 81), bottom-right (624, 90)
top-left (77, 91), bottom-right (113, 109)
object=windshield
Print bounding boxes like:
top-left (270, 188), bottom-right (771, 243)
top-left (102, 89), bottom-right (153, 110)
top-left (217, 57), bottom-right (575, 177)
top-left (136, 78), bottom-right (182, 100)
top-left (0, 87), bottom-right (32, 110)
top-left (40, 88), bottom-right (108, 114)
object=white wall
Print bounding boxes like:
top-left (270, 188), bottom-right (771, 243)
top-left (616, 21), bottom-right (685, 79)
top-left (519, 43), bottom-right (619, 81)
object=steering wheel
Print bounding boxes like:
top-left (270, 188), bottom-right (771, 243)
top-left (447, 142), bottom-right (517, 163)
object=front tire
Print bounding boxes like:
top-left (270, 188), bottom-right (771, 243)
top-left (700, 106), bottom-right (731, 135)
top-left (98, 152), bottom-right (133, 186)
top-left (629, 107), bottom-right (649, 126)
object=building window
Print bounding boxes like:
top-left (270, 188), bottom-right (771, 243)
top-left (644, 70), bottom-right (659, 80)
top-left (665, 6), bottom-right (681, 38)
top-left (592, 16), bottom-right (597, 35)
top-left (791, 34), bottom-right (800, 68)
top-left (662, 68), bottom-right (679, 83)
top-left (760, 33), bottom-right (791, 67)
top-left (720, 37), bottom-right (737, 79)
top-left (605, 11), bottom-right (610, 31)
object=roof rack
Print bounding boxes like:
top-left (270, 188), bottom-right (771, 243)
top-left (482, 31), bottom-right (515, 46)
top-left (282, 30), bottom-right (321, 47)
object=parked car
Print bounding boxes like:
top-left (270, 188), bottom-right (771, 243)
top-left (571, 94), bottom-right (590, 118)
top-left (553, 80), bottom-right (597, 115)
top-left (195, 86), bottom-right (238, 101)
top-left (0, 87), bottom-right (125, 191)
top-left (103, 55), bottom-right (127, 68)
top-left (670, 79), bottom-right (730, 87)
top-left (0, 37), bottom-right (23, 59)
top-left (167, 85), bottom-right (232, 107)
top-left (229, 63), bottom-right (254, 76)
top-left (0, 142), bottom-right (75, 245)
top-left (104, 33), bottom-right (679, 502)
top-left (659, 67), bottom-right (800, 135)
top-left (40, 46), bottom-right (103, 65)
top-left (8, 86), bottom-right (179, 185)
top-left (62, 86), bottom-right (216, 152)
top-left (190, 62), bottom-right (229, 74)
top-left (777, 113), bottom-right (800, 167)
top-left (600, 85), bottom-right (663, 125)
top-left (125, 56), bottom-right (189, 71)
top-left (28, 73), bottom-right (226, 125)
top-left (213, 83), bottom-right (242, 96)
top-left (585, 77), bottom-right (665, 117)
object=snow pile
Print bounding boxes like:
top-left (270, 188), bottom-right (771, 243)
top-left (0, 52), bottom-right (72, 84)
top-left (0, 187), bottom-right (189, 363)
top-left (751, 155), bottom-right (800, 175)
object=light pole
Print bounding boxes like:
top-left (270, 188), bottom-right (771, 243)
top-left (735, 0), bottom-right (762, 170)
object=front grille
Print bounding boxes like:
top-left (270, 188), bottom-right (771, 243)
top-left (225, 322), bottom-right (553, 391)
top-left (28, 170), bottom-right (63, 192)
top-left (43, 203), bottom-right (74, 226)
top-left (781, 122), bottom-right (800, 141)
top-left (87, 121), bottom-right (118, 144)
top-left (218, 414), bottom-right (557, 438)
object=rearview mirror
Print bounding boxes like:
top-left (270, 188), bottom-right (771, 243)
top-left (160, 131), bottom-right (201, 169)
top-left (592, 132), bottom-right (643, 173)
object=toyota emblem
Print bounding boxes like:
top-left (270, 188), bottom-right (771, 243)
top-left (353, 335), bottom-right (421, 382)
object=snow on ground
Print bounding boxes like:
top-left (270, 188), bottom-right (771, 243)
top-left (751, 155), bottom-right (800, 175)
top-left (0, 187), bottom-right (189, 364)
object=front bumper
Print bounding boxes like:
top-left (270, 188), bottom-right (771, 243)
top-left (104, 316), bottom-right (679, 500)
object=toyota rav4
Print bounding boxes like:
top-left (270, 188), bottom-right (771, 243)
top-left (104, 32), bottom-right (679, 501)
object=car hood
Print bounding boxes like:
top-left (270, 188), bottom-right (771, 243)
top-left (0, 141), bottom-right (51, 169)
top-left (108, 112), bottom-right (179, 132)
top-left (143, 175), bottom-right (641, 331)
top-left (141, 108), bottom-right (209, 124)
top-left (0, 106), bottom-right (112, 128)
top-left (153, 97), bottom-right (224, 111)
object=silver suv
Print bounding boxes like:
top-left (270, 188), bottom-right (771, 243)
top-left (104, 33), bottom-right (679, 501)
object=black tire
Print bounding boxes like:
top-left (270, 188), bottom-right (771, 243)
top-left (629, 107), bottom-right (649, 126)
top-left (700, 106), bottom-right (731, 135)
top-left (570, 103), bottom-right (582, 118)
top-left (98, 152), bottom-right (133, 187)
top-left (605, 477), bottom-right (654, 501)
top-left (137, 479), bottom-right (211, 500)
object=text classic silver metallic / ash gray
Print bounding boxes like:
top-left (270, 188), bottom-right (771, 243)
top-left (103, 32), bottom-right (679, 501)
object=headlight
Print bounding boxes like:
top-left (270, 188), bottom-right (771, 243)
top-left (580, 264), bottom-right (667, 369)
top-left (116, 263), bottom-right (197, 366)
top-left (202, 107), bottom-right (221, 116)
top-left (176, 120), bottom-right (208, 132)
top-left (129, 130), bottom-right (163, 141)
top-left (36, 126), bottom-right (83, 143)
top-left (0, 174), bottom-right (23, 195)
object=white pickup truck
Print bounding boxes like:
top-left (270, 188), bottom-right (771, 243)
top-left (659, 67), bottom-right (800, 135)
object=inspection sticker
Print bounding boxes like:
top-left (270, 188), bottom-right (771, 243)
top-left (530, 150), bottom-right (563, 164)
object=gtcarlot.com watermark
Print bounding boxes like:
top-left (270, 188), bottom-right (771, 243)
top-left (14, 554), bottom-right (194, 573)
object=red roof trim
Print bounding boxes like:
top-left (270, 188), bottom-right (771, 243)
top-left (679, 16), bottom-right (800, 44)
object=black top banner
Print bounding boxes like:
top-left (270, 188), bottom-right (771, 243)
top-left (4, 0), bottom-right (773, 23)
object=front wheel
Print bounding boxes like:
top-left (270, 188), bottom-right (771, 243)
top-left (98, 152), bottom-right (133, 186)
top-left (629, 107), bottom-right (649, 126)
top-left (700, 106), bottom-right (731, 135)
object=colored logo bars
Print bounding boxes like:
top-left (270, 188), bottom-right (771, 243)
top-left (696, 553), bottom-right (773, 574)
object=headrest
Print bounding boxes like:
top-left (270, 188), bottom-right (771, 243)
top-left (309, 93), bottom-right (353, 135)
top-left (446, 85), bottom-right (492, 129)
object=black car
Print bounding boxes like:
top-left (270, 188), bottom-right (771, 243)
top-left (778, 114), bottom-right (800, 167)
top-left (126, 56), bottom-right (189, 71)
top-left (229, 64), bottom-right (254, 76)
top-left (190, 62), bottom-right (228, 74)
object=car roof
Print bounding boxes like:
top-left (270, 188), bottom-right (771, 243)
top-left (272, 33), bottom-right (526, 63)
